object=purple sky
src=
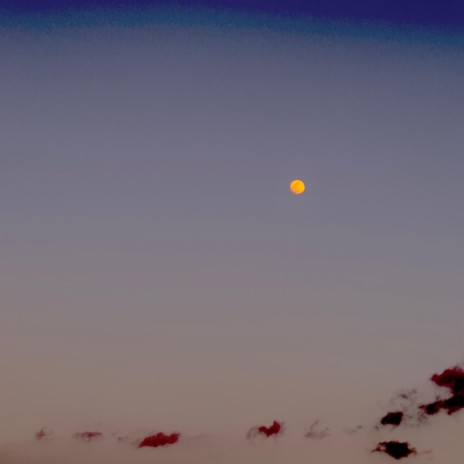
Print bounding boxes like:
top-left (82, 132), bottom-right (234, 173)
top-left (1, 6), bottom-right (463, 463)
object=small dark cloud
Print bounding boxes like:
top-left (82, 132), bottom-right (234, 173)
top-left (303, 420), bottom-right (330, 440)
top-left (372, 441), bottom-right (417, 460)
top-left (138, 432), bottom-right (180, 448)
top-left (379, 411), bottom-right (404, 428)
top-left (75, 432), bottom-right (103, 442)
top-left (35, 427), bottom-right (53, 441)
top-left (344, 425), bottom-right (364, 435)
top-left (246, 420), bottom-right (283, 440)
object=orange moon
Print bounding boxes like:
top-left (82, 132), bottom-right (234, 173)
top-left (290, 179), bottom-right (305, 195)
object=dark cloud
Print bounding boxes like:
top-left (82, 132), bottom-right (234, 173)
top-left (420, 366), bottom-right (464, 418)
top-left (304, 420), bottom-right (330, 440)
top-left (246, 421), bottom-right (283, 440)
top-left (74, 432), bottom-right (103, 442)
top-left (379, 411), bottom-right (404, 427)
top-left (138, 432), bottom-right (180, 448)
top-left (372, 441), bottom-right (417, 460)
top-left (35, 428), bottom-right (53, 441)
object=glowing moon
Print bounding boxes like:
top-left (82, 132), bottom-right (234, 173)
top-left (290, 179), bottom-right (305, 195)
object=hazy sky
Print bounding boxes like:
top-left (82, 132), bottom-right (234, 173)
top-left (1, 2), bottom-right (463, 463)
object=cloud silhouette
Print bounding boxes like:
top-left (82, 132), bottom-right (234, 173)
top-left (246, 420), bottom-right (284, 440)
top-left (303, 420), bottom-right (330, 440)
top-left (420, 366), bottom-right (464, 417)
top-left (138, 432), bottom-right (180, 448)
top-left (74, 432), bottom-right (103, 442)
top-left (372, 441), bottom-right (417, 460)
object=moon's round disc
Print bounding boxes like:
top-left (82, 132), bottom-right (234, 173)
top-left (290, 179), bottom-right (305, 195)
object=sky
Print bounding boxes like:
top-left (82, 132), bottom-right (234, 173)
top-left (1, 1), bottom-right (463, 463)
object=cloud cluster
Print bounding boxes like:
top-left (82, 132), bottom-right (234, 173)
top-left (2, 363), bottom-right (463, 462)
top-left (371, 362), bottom-right (464, 459)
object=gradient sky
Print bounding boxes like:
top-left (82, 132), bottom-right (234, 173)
top-left (1, 2), bottom-right (463, 463)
